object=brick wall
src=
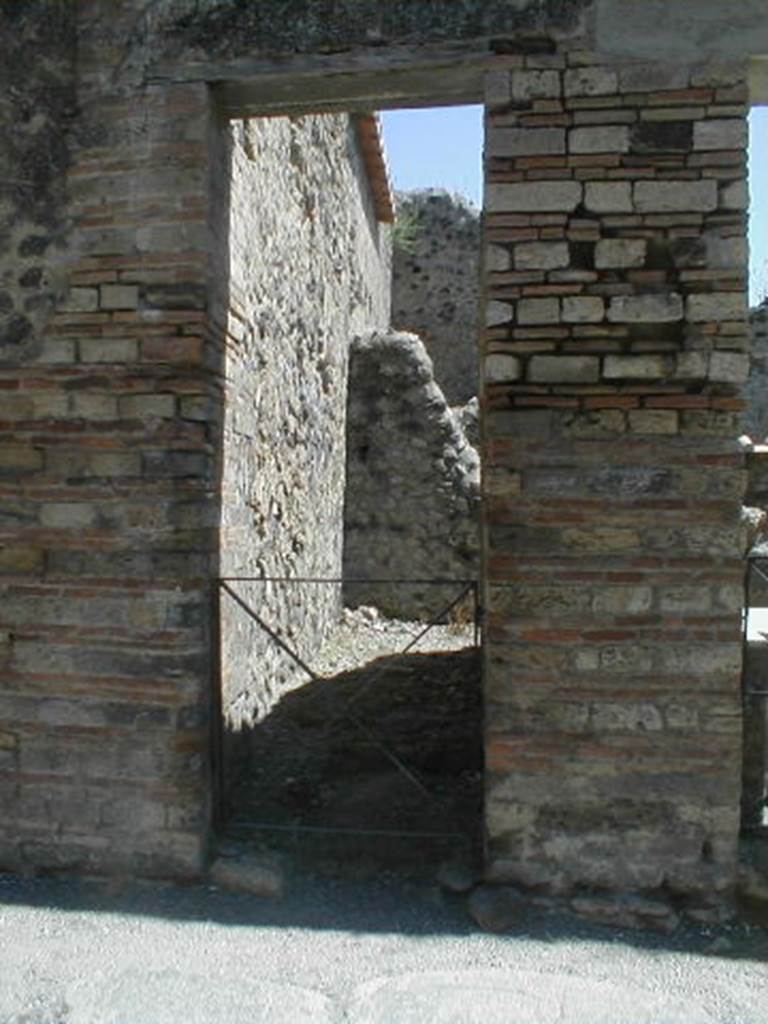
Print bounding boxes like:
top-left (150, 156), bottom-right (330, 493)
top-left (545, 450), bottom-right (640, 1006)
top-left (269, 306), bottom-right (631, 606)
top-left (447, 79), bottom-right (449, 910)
top-left (0, 0), bottom-right (219, 874)
top-left (481, 54), bottom-right (749, 901)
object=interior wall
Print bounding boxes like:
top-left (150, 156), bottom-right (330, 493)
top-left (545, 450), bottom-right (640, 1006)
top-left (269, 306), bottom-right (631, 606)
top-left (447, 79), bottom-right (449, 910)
top-left (218, 114), bottom-right (391, 781)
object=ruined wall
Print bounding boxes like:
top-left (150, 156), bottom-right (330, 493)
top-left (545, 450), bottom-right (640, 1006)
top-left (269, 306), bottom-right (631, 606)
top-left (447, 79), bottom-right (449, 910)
top-left (391, 191), bottom-right (480, 406)
top-left (343, 330), bottom-right (480, 617)
top-left (219, 115), bottom-right (391, 754)
top-left (744, 301), bottom-right (768, 439)
top-left (482, 55), bottom-right (749, 909)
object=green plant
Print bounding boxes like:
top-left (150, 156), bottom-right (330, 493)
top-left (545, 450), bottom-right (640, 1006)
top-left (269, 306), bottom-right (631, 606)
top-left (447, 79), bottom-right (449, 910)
top-left (391, 206), bottom-right (421, 255)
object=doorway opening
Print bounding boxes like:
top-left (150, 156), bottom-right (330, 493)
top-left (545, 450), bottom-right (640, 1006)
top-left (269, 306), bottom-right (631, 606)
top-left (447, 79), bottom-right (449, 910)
top-left (213, 101), bottom-right (485, 877)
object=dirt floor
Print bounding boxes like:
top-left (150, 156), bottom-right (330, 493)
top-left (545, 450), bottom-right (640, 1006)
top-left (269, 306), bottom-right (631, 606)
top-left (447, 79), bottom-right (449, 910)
top-left (222, 636), bottom-right (483, 876)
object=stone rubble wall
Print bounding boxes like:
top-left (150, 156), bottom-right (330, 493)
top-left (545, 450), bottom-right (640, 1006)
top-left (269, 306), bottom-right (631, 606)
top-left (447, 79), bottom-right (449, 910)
top-left (343, 330), bottom-right (480, 618)
top-left (219, 114), bottom-right (391, 775)
top-left (482, 54), bottom-right (749, 904)
top-left (391, 190), bottom-right (480, 407)
top-left (744, 301), bottom-right (768, 440)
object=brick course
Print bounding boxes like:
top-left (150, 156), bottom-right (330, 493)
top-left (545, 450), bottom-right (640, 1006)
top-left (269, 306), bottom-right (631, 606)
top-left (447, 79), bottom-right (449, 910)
top-left (482, 54), bottom-right (747, 900)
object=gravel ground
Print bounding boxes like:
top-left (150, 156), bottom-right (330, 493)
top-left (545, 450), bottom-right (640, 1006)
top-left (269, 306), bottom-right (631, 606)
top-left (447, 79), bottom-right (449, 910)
top-left (313, 605), bottom-right (476, 677)
top-left (0, 870), bottom-right (767, 1023)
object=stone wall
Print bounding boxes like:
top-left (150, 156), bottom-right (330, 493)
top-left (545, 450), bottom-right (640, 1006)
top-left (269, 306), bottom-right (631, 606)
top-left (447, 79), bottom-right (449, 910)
top-left (343, 330), bottom-right (480, 617)
top-left (482, 55), bottom-right (749, 906)
top-left (744, 301), bottom-right (768, 439)
top-left (391, 191), bottom-right (480, 406)
top-left (219, 115), bottom-right (391, 772)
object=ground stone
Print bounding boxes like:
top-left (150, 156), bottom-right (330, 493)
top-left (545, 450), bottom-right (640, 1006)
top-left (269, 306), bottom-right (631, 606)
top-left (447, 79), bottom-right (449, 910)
top-left (467, 884), bottom-right (526, 933)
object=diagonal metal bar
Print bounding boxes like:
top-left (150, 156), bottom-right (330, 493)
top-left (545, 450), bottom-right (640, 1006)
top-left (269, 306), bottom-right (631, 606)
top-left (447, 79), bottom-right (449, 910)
top-left (220, 580), bottom-right (322, 683)
top-left (332, 581), bottom-right (476, 726)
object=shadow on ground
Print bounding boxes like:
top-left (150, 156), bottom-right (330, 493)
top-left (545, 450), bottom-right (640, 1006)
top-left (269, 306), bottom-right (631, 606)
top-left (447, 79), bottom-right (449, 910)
top-left (221, 646), bottom-right (484, 877)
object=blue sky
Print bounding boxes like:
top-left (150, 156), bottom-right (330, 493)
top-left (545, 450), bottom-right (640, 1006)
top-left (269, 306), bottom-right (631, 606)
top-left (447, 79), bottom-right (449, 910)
top-left (381, 105), bottom-right (768, 307)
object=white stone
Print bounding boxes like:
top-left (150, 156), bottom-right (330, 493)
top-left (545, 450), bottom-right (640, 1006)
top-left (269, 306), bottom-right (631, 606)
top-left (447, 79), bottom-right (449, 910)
top-left (486, 300), bottom-right (513, 327)
top-left (618, 64), bottom-right (689, 93)
top-left (485, 69), bottom-right (511, 108)
top-left (710, 351), bottom-right (750, 383)
top-left (514, 241), bottom-right (569, 270)
top-left (488, 128), bottom-right (565, 157)
top-left (562, 295), bottom-right (605, 323)
top-left (100, 284), bottom-right (139, 310)
top-left (693, 119), bottom-right (748, 151)
top-left (607, 294), bottom-right (683, 323)
top-left (485, 353), bottom-right (522, 383)
top-left (485, 245), bottom-right (511, 272)
top-left (564, 66), bottom-right (618, 97)
top-left (628, 410), bottom-right (678, 434)
top-left (528, 355), bottom-right (599, 383)
top-left (517, 297), bottom-right (560, 324)
top-left (719, 180), bottom-right (748, 210)
top-left (584, 181), bottom-right (632, 213)
top-left (594, 238), bottom-right (646, 269)
top-left (511, 69), bottom-right (561, 101)
top-left (673, 351), bottom-right (710, 379)
top-left (704, 233), bottom-right (747, 269)
top-left (603, 355), bottom-right (669, 379)
top-left (61, 287), bottom-right (99, 313)
top-left (686, 292), bottom-right (747, 322)
top-left (633, 180), bottom-right (718, 213)
top-left (569, 125), bottom-right (630, 154)
top-left (486, 181), bottom-right (582, 213)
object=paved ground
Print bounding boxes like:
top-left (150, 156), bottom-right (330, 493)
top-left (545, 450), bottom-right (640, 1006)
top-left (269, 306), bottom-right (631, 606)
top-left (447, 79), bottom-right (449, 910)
top-left (1, 870), bottom-right (767, 1023)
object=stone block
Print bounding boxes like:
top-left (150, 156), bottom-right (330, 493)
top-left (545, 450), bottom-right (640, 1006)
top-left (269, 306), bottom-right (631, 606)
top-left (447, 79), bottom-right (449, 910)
top-left (618, 64), bottom-right (689, 93)
top-left (80, 337), bottom-right (139, 363)
top-left (40, 503), bottom-right (98, 529)
top-left (594, 238), bottom-right (646, 269)
top-left (704, 233), bottom-right (747, 269)
top-left (486, 300), bottom-right (513, 327)
top-left (584, 181), bottom-right (632, 213)
top-left (514, 241), bottom-right (569, 270)
top-left (528, 355), bottom-right (599, 383)
top-left (70, 394), bottom-right (118, 420)
top-left (562, 409), bottom-right (626, 436)
top-left (485, 354), bottom-right (522, 383)
top-left (486, 181), bottom-right (582, 213)
top-left (486, 245), bottom-right (511, 272)
top-left (607, 294), bottom-right (683, 322)
top-left (209, 853), bottom-right (284, 898)
top-left (564, 66), bottom-right (618, 97)
top-left (511, 69), bottom-right (561, 101)
top-left (569, 125), bottom-right (630, 154)
top-left (118, 394), bottom-right (176, 418)
top-left (89, 452), bottom-right (142, 476)
top-left (488, 128), bottom-right (565, 157)
top-left (100, 284), bottom-right (139, 310)
top-left (633, 180), bottom-right (718, 213)
top-left (686, 292), bottom-right (747, 322)
top-left (693, 119), bottom-right (747, 151)
top-left (709, 351), bottom-right (750, 383)
top-left (0, 446), bottom-right (43, 472)
top-left (591, 585), bottom-right (653, 613)
top-left (0, 546), bottom-right (43, 573)
top-left (517, 297), bottom-right (559, 324)
top-left (673, 351), bottom-right (709, 379)
top-left (485, 69), bottom-right (511, 108)
top-left (61, 287), bottom-right (99, 312)
top-left (659, 587), bottom-right (711, 613)
top-left (603, 354), bottom-right (669, 379)
top-left (630, 120), bottom-right (693, 153)
top-left (627, 409), bottom-right (678, 434)
top-left (562, 295), bottom-right (604, 323)
top-left (719, 180), bottom-right (748, 210)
